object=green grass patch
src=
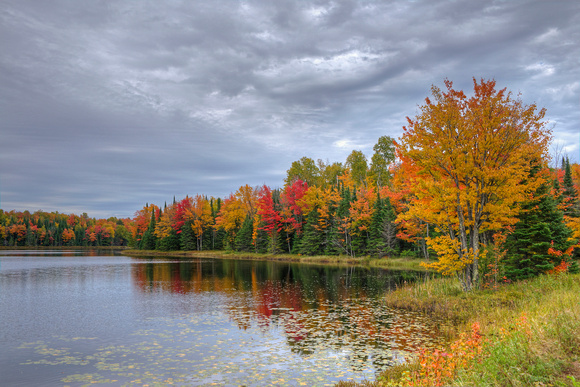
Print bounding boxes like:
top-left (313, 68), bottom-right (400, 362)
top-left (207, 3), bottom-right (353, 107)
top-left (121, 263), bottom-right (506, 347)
top-left (338, 272), bottom-right (580, 386)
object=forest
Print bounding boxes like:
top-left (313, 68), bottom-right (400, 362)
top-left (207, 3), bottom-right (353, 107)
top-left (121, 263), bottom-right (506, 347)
top-left (2, 79), bottom-right (580, 289)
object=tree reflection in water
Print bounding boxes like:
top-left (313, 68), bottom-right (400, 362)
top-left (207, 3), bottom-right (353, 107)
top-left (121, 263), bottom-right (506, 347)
top-left (132, 258), bottom-right (447, 373)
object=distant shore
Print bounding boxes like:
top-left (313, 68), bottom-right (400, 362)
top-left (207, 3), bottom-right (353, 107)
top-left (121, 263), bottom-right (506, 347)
top-left (121, 249), bottom-right (428, 271)
top-left (0, 245), bottom-right (128, 250)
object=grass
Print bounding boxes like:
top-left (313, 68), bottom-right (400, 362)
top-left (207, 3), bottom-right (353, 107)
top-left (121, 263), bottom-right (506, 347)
top-left (121, 249), bottom-right (428, 270)
top-left (337, 272), bottom-right (580, 387)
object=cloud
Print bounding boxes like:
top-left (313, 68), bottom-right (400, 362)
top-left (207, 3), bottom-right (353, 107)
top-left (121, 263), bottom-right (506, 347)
top-left (1, 0), bottom-right (579, 218)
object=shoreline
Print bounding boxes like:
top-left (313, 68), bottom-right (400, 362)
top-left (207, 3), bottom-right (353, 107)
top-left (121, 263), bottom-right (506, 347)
top-left (121, 249), bottom-right (428, 271)
top-left (0, 245), bottom-right (128, 250)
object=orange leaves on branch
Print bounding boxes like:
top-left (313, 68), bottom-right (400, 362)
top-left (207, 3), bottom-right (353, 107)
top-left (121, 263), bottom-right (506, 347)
top-left (397, 78), bottom-right (551, 289)
top-left (422, 235), bottom-right (483, 275)
top-left (348, 186), bottom-right (375, 236)
top-left (546, 240), bottom-right (574, 274)
top-left (403, 322), bottom-right (484, 387)
top-left (187, 194), bottom-right (213, 239)
top-left (174, 196), bottom-right (194, 232)
top-left (215, 194), bottom-right (245, 234)
top-left (132, 204), bottom-right (159, 239)
top-left (236, 184), bottom-right (259, 218)
top-left (66, 214), bottom-right (77, 227)
top-left (9, 224), bottom-right (27, 241)
top-left (61, 228), bottom-right (75, 244)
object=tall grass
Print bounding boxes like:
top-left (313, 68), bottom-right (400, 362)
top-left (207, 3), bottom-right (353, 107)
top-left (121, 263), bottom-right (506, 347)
top-left (339, 272), bottom-right (580, 387)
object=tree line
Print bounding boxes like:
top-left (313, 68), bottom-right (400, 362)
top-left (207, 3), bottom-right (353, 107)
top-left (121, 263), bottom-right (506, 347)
top-left (0, 210), bottom-right (132, 247)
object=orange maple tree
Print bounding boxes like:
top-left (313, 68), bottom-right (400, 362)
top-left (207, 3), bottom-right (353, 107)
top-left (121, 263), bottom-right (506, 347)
top-left (397, 78), bottom-right (551, 290)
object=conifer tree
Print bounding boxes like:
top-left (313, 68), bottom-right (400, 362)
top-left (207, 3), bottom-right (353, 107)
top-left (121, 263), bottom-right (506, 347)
top-left (327, 187), bottom-right (353, 256)
top-left (234, 216), bottom-right (254, 252)
top-left (563, 157), bottom-right (579, 217)
top-left (140, 210), bottom-right (157, 250)
top-left (368, 193), bottom-right (397, 257)
top-left (504, 180), bottom-right (572, 280)
top-left (157, 228), bottom-right (181, 251)
top-left (181, 221), bottom-right (196, 250)
top-left (297, 208), bottom-right (324, 255)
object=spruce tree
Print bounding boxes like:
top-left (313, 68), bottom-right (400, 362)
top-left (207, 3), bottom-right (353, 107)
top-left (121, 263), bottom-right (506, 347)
top-left (297, 208), bottom-right (324, 255)
top-left (140, 210), bottom-right (157, 250)
top-left (504, 181), bottom-right (572, 280)
top-left (326, 187), bottom-right (352, 256)
top-left (234, 216), bottom-right (254, 252)
top-left (563, 157), bottom-right (579, 217)
top-left (368, 194), bottom-right (397, 258)
top-left (157, 228), bottom-right (181, 251)
top-left (181, 221), bottom-right (196, 250)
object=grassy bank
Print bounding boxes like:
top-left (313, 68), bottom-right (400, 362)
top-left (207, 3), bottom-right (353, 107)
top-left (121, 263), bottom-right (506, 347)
top-left (121, 249), bottom-right (428, 270)
top-left (338, 273), bottom-right (580, 387)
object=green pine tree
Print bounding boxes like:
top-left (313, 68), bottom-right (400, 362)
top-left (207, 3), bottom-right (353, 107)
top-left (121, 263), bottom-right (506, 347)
top-left (181, 221), bottom-right (196, 250)
top-left (368, 194), bottom-right (397, 258)
top-left (297, 208), bottom-right (324, 256)
top-left (325, 187), bottom-right (352, 256)
top-left (234, 216), bottom-right (254, 252)
top-left (157, 228), bottom-right (181, 251)
top-left (563, 157), bottom-right (579, 217)
top-left (140, 210), bottom-right (158, 250)
top-left (504, 181), bottom-right (572, 280)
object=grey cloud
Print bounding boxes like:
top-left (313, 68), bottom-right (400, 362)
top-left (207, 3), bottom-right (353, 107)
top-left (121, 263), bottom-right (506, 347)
top-left (1, 0), bottom-right (579, 217)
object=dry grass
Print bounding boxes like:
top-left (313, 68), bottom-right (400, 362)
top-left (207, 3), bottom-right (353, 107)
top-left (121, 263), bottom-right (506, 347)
top-left (341, 273), bottom-right (580, 386)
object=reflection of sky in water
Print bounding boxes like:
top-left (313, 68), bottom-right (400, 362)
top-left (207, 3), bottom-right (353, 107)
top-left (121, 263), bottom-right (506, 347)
top-left (0, 252), bottom-right (447, 386)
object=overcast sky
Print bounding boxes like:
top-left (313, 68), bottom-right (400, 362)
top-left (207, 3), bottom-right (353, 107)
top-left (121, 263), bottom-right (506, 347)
top-left (1, 0), bottom-right (579, 219)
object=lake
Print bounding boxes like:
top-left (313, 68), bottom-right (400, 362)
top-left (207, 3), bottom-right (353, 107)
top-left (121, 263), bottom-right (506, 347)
top-left (0, 250), bottom-right (447, 386)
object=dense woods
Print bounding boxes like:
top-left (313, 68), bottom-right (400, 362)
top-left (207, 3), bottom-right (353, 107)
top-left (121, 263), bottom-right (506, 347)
top-left (2, 79), bottom-right (579, 288)
top-left (0, 210), bottom-right (132, 247)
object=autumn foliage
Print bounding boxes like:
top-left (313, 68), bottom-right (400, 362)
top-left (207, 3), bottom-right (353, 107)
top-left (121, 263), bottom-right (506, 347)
top-left (396, 78), bottom-right (552, 290)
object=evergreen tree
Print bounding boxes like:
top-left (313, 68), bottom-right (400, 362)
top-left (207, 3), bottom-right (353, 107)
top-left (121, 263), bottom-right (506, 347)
top-left (253, 227), bottom-right (270, 253)
top-left (202, 225), bottom-right (213, 251)
top-left (297, 208), bottom-right (324, 255)
top-left (140, 210), bottom-right (157, 250)
top-left (563, 157), bottom-right (579, 217)
top-left (234, 216), bottom-right (254, 252)
top-left (157, 228), bottom-right (181, 251)
top-left (368, 194), bottom-right (397, 257)
top-left (326, 187), bottom-right (353, 256)
top-left (213, 228), bottom-right (227, 250)
top-left (504, 181), bottom-right (572, 280)
top-left (181, 221), bottom-right (196, 250)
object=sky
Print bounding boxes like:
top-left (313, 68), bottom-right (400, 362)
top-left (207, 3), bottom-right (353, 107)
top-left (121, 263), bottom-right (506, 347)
top-left (1, 0), bottom-right (579, 219)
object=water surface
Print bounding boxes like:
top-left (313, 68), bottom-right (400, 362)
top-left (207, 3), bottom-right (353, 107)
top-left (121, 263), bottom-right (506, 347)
top-left (0, 250), bottom-right (446, 386)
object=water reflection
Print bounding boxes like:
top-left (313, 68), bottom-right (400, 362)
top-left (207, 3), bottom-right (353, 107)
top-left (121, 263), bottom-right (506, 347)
top-left (131, 259), bottom-right (445, 372)
top-left (1, 252), bottom-right (446, 386)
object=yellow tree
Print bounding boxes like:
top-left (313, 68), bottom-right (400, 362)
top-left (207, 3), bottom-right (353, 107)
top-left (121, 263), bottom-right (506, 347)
top-left (215, 193), bottom-right (245, 246)
top-left (297, 185), bottom-right (341, 232)
top-left (349, 186), bottom-right (376, 245)
top-left (397, 78), bottom-right (551, 290)
top-left (186, 194), bottom-right (214, 250)
top-left (236, 184), bottom-right (259, 218)
top-left (155, 205), bottom-right (175, 240)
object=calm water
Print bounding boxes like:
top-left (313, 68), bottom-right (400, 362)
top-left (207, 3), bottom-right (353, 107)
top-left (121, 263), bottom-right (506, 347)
top-left (0, 250), bottom-right (447, 386)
